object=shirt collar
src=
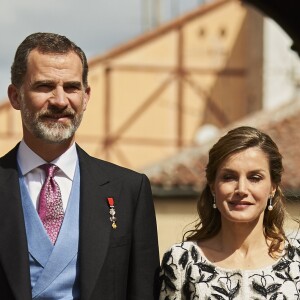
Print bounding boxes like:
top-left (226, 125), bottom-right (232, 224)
top-left (17, 140), bottom-right (78, 180)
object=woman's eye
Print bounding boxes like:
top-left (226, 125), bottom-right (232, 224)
top-left (249, 176), bottom-right (262, 182)
top-left (222, 174), bottom-right (235, 181)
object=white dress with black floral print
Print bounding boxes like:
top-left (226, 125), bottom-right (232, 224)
top-left (159, 239), bottom-right (300, 300)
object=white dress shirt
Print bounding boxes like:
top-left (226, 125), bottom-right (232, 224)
top-left (17, 140), bottom-right (78, 211)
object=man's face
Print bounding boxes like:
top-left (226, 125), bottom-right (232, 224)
top-left (10, 49), bottom-right (90, 144)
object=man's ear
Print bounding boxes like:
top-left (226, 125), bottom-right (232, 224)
top-left (82, 86), bottom-right (90, 111)
top-left (7, 84), bottom-right (21, 110)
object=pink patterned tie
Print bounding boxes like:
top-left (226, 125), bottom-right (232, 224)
top-left (38, 164), bottom-right (64, 244)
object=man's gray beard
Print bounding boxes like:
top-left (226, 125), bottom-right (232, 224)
top-left (22, 106), bottom-right (83, 144)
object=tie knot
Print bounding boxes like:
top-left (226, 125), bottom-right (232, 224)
top-left (41, 164), bottom-right (58, 178)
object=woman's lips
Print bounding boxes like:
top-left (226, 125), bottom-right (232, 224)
top-left (228, 201), bottom-right (253, 209)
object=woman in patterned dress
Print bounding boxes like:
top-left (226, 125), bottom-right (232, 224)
top-left (159, 126), bottom-right (300, 300)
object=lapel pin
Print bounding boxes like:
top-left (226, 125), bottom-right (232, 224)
top-left (107, 197), bottom-right (117, 229)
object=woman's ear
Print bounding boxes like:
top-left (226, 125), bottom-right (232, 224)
top-left (7, 84), bottom-right (21, 110)
top-left (270, 184), bottom-right (277, 198)
top-left (209, 184), bottom-right (215, 196)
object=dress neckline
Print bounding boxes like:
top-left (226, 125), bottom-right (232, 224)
top-left (188, 240), bottom-right (285, 273)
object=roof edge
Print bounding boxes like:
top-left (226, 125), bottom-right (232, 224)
top-left (89, 0), bottom-right (233, 66)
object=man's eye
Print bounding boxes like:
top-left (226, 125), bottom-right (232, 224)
top-left (35, 84), bottom-right (52, 92)
top-left (64, 85), bottom-right (81, 93)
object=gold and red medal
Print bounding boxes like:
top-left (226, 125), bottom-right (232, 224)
top-left (107, 197), bottom-right (117, 229)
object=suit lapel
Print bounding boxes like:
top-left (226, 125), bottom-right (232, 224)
top-left (77, 146), bottom-right (121, 300)
top-left (0, 145), bottom-right (32, 300)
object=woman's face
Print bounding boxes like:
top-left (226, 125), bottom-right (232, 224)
top-left (211, 147), bottom-right (276, 224)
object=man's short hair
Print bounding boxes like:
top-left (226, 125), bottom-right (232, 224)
top-left (11, 32), bottom-right (89, 88)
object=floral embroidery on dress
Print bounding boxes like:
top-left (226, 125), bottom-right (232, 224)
top-left (159, 239), bottom-right (300, 300)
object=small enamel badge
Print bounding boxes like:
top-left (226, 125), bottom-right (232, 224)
top-left (107, 197), bottom-right (117, 229)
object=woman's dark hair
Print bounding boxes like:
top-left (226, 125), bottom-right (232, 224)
top-left (186, 126), bottom-right (287, 257)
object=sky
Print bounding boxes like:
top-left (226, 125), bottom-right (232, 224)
top-left (0, 0), bottom-right (203, 101)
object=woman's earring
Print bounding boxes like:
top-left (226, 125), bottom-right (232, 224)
top-left (268, 196), bottom-right (273, 211)
top-left (212, 194), bottom-right (217, 209)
